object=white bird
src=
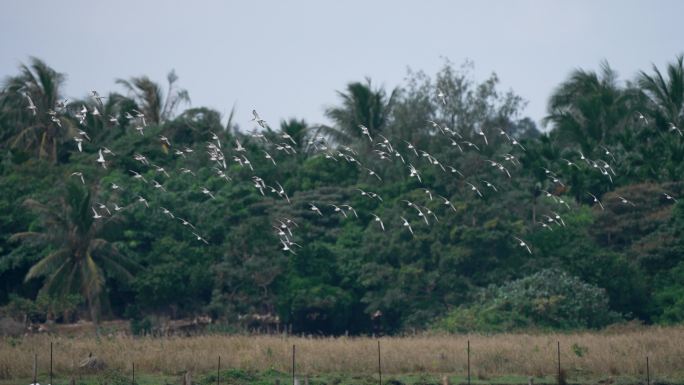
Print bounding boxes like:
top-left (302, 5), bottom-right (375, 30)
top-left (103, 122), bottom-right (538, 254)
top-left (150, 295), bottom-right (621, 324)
top-left (423, 189), bottom-right (433, 201)
top-left (371, 213), bottom-right (385, 231)
top-left (437, 195), bottom-right (457, 212)
top-left (309, 202), bottom-right (323, 216)
top-left (133, 153), bottom-right (149, 165)
top-left (663, 193), bottom-right (678, 203)
top-left (234, 138), bottom-right (246, 152)
top-left (180, 168), bottom-right (196, 176)
top-left (102, 147), bottom-right (116, 156)
top-left (78, 130), bottom-right (91, 141)
top-left (50, 115), bottom-right (62, 127)
top-left (551, 211), bottom-right (566, 226)
top-left (151, 164), bottom-right (170, 178)
top-left (513, 236), bottom-right (532, 254)
top-left (159, 135), bottom-right (171, 147)
top-left (462, 141), bottom-right (480, 151)
top-left (408, 164), bottom-right (422, 183)
top-left (341, 204), bottom-right (358, 218)
top-left (538, 221), bottom-right (554, 231)
top-left (109, 115), bottom-right (119, 125)
top-left (275, 182), bottom-right (290, 203)
top-left (178, 217), bottom-right (196, 229)
top-left (113, 203), bottom-right (124, 212)
top-left (111, 183), bottom-right (122, 191)
top-left (70, 172), bottom-right (85, 184)
top-left (400, 216), bottom-right (414, 237)
top-left (280, 238), bottom-right (296, 254)
top-left (669, 123), bottom-right (683, 136)
top-left (281, 132), bottom-right (296, 145)
top-left (448, 166), bottom-right (464, 177)
top-left (92, 207), bottom-right (102, 219)
top-left (241, 155), bottom-right (254, 171)
top-left (263, 150), bottom-right (277, 166)
top-left (616, 195), bottom-right (636, 207)
top-left (330, 204), bottom-right (347, 218)
top-left (359, 124), bottom-right (373, 142)
top-left (365, 167), bottom-right (382, 181)
top-left (129, 170), bottom-right (147, 183)
top-left (437, 89), bottom-right (447, 105)
top-left (600, 146), bottom-right (616, 162)
top-left (368, 191), bottom-right (383, 202)
top-left (152, 180), bottom-right (167, 192)
top-left (91, 90), bottom-right (105, 105)
top-left (135, 125), bottom-right (145, 136)
top-left (637, 111), bottom-right (649, 125)
top-left (476, 129), bottom-right (488, 145)
top-left (192, 232), bottom-right (209, 245)
top-left (481, 180), bottom-right (498, 192)
top-left (161, 207), bottom-right (175, 218)
top-left (404, 140), bottom-right (419, 156)
top-left (465, 182), bottom-right (483, 198)
top-left (561, 158), bottom-right (580, 169)
top-left (587, 192), bottom-right (605, 210)
top-left (251, 109), bottom-right (267, 128)
top-left (137, 196), bottom-right (149, 208)
top-left (132, 109), bottom-right (146, 126)
top-left (96, 149), bottom-right (107, 169)
top-left (96, 202), bottom-right (111, 216)
top-left (73, 137), bottom-right (84, 152)
top-left (25, 94), bottom-right (37, 115)
top-left (201, 187), bottom-right (215, 199)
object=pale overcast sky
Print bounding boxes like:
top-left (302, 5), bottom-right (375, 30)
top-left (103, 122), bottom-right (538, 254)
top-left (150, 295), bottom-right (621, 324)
top-left (2, 1), bottom-right (682, 129)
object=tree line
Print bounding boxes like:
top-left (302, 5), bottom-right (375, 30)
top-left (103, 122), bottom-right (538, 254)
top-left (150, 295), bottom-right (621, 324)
top-left (0, 56), bottom-right (683, 335)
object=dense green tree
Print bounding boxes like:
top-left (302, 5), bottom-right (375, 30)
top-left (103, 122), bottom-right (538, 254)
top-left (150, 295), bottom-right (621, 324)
top-left (10, 183), bottom-right (136, 325)
top-left (0, 57), bottom-right (72, 163)
top-left (116, 70), bottom-right (190, 125)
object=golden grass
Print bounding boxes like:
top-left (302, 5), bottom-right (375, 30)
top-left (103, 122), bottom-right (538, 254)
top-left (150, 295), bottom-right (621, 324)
top-left (2, 326), bottom-right (684, 380)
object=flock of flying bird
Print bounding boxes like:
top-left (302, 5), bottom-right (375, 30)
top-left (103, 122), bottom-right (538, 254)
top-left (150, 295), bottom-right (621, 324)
top-left (22, 88), bottom-right (682, 256)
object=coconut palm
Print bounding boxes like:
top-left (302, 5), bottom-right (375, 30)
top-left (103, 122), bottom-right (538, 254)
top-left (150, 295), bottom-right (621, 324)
top-left (321, 78), bottom-right (398, 146)
top-left (639, 55), bottom-right (684, 130)
top-left (0, 57), bottom-right (72, 162)
top-left (543, 61), bottom-right (639, 153)
top-left (116, 69), bottom-right (190, 125)
top-left (10, 183), bottom-right (135, 326)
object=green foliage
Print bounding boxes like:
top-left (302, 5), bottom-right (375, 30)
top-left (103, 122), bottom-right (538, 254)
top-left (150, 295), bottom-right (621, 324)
top-left (435, 269), bottom-right (621, 332)
top-left (3, 55), bottom-right (684, 334)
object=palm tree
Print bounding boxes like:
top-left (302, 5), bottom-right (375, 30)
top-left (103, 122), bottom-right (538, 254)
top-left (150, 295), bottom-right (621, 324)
top-left (543, 61), bottom-right (639, 153)
top-left (0, 57), bottom-right (72, 162)
top-left (116, 69), bottom-right (190, 125)
top-left (322, 78), bottom-right (398, 146)
top-left (639, 55), bottom-right (684, 130)
top-left (10, 183), bottom-right (135, 326)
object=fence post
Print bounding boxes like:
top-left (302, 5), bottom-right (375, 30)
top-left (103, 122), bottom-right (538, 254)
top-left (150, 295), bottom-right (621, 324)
top-left (50, 342), bottom-right (53, 385)
top-left (467, 340), bottom-right (471, 385)
top-left (292, 344), bottom-right (296, 385)
top-left (217, 355), bottom-right (221, 385)
top-left (556, 341), bottom-right (561, 385)
top-left (377, 340), bottom-right (382, 385)
top-left (32, 353), bottom-right (37, 385)
top-left (646, 356), bottom-right (650, 385)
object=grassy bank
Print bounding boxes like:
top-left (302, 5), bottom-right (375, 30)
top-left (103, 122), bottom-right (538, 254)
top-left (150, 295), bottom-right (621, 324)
top-left (2, 326), bottom-right (684, 383)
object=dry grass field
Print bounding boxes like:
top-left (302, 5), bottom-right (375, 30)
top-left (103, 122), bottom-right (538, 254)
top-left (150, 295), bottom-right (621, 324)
top-left (2, 325), bottom-right (684, 383)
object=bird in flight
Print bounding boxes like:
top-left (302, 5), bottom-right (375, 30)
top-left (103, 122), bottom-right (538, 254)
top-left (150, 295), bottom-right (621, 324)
top-left (400, 216), bottom-right (414, 237)
top-left (25, 94), bottom-right (37, 116)
top-left (371, 213), bottom-right (385, 231)
top-left (513, 236), bottom-right (532, 254)
top-left (587, 192), bottom-right (605, 210)
top-left (251, 109), bottom-right (267, 128)
top-left (70, 172), bottom-right (85, 184)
